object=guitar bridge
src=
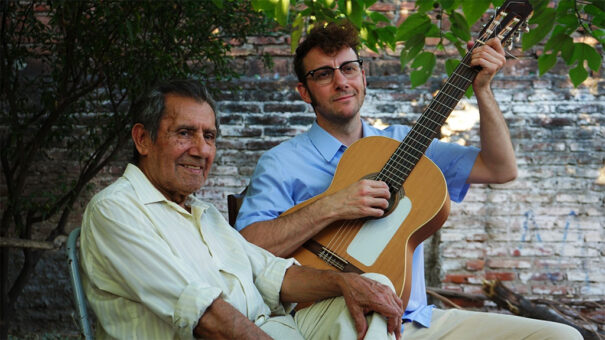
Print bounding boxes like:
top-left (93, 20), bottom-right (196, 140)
top-left (303, 239), bottom-right (363, 274)
top-left (318, 247), bottom-right (347, 271)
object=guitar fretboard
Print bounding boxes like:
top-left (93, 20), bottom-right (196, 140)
top-left (376, 52), bottom-right (479, 190)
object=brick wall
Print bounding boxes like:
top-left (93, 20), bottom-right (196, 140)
top-left (7, 1), bottom-right (604, 336)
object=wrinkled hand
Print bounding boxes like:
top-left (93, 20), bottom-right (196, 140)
top-left (338, 273), bottom-right (404, 340)
top-left (468, 38), bottom-right (506, 90)
top-left (321, 179), bottom-right (390, 221)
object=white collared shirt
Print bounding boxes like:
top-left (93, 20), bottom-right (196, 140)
top-left (80, 164), bottom-right (295, 339)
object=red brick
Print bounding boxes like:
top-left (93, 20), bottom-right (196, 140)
top-left (444, 274), bottom-right (476, 284)
top-left (466, 260), bottom-right (485, 271)
top-left (485, 272), bottom-right (516, 281)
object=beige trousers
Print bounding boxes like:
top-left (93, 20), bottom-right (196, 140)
top-left (260, 273), bottom-right (396, 340)
top-left (401, 307), bottom-right (583, 340)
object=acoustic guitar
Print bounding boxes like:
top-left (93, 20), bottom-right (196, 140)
top-left (283, 0), bottom-right (533, 308)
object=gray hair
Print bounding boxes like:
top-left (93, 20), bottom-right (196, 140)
top-left (132, 79), bottom-right (219, 163)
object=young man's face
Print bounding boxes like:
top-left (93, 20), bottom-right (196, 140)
top-left (134, 94), bottom-right (217, 206)
top-left (297, 46), bottom-right (367, 127)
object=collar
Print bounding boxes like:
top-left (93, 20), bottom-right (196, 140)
top-left (123, 163), bottom-right (208, 212)
top-left (309, 119), bottom-right (378, 163)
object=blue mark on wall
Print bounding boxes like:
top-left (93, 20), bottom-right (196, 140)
top-left (517, 210), bottom-right (590, 287)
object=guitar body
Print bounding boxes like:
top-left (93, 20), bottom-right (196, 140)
top-left (285, 136), bottom-right (450, 306)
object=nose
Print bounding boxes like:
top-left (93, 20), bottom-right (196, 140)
top-left (189, 134), bottom-right (214, 157)
top-left (332, 69), bottom-right (350, 89)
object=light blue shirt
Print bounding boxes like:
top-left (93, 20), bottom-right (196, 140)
top-left (235, 120), bottom-right (479, 329)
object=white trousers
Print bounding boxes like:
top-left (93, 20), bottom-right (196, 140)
top-left (401, 307), bottom-right (583, 340)
top-left (260, 273), bottom-right (396, 340)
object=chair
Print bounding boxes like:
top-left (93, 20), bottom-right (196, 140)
top-left (227, 187), bottom-right (247, 227)
top-left (67, 227), bottom-right (94, 340)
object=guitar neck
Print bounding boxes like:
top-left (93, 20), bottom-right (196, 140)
top-left (377, 51), bottom-right (478, 190)
top-left (375, 0), bottom-right (532, 192)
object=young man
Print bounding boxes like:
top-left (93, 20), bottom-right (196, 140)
top-left (235, 21), bottom-right (582, 339)
top-left (79, 79), bottom-right (403, 339)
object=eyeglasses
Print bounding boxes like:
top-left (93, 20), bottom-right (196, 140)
top-left (304, 59), bottom-right (363, 85)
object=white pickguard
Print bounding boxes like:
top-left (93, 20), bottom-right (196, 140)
top-left (346, 197), bottom-right (412, 266)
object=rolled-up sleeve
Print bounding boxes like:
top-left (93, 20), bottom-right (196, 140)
top-left (174, 282), bottom-right (221, 339)
top-left (238, 236), bottom-right (298, 314)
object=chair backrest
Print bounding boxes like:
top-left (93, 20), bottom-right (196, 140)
top-left (67, 227), bottom-right (94, 340)
top-left (227, 187), bottom-right (247, 227)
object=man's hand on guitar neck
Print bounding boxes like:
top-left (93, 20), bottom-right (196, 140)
top-left (468, 38), bottom-right (506, 90)
top-left (465, 37), bottom-right (518, 185)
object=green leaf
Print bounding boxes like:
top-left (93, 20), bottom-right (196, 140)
top-left (445, 58), bottom-right (460, 76)
top-left (410, 51), bottom-right (436, 88)
top-left (439, 0), bottom-right (461, 11)
top-left (395, 13), bottom-right (431, 41)
top-left (544, 32), bottom-right (574, 61)
top-left (462, 0), bottom-right (490, 26)
top-left (585, 5), bottom-right (605, 28)
top-left (592, 28), bottom-right (605, 45)
top-left (345, 0), bottom-right (364, 28)
top-left (369, 11), bottom-right (390, 23)
top-left (275, 0), bottom-right (290, 26)
top-left (400, 34), bottom-right (425, 66)
top-left (555, 0), bottom-right (575, 15)
top-left (522, 7), bottom-right (555, 50)
top-left (557, 13), bottom-right (578, 27)
top-left (376, 26), bottom-right (397, 50)
top-left (291, 13), bottom-right (304, 53)
top-left (415, 0), bottom-right (435, 14)
top-left (591, 0), bottom-right (605, 11)
top-left (571, 43), bottom-right (602, 72)
top-left (426, 23), bottom-right (441, 38)
top-left (569, 63), bottom-right (588, 87)
top-left (211, 0), bottom-right (224, 9)
top-left (538, 52), bottom-right (557, 75)
top-left (449, 11), bottom-right (471, 42)
top-left (544, 32), bottom-right (573, 53)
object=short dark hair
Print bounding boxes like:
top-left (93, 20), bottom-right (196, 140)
top-left (132, 79), bottom-right (219, 163)
top-left (294, 20), bottom-right (361, 84)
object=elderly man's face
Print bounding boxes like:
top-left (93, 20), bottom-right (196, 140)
top-left (135, 94), bottom-right (217, 206)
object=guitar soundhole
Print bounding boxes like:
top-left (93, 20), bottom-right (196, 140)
top-left (362, 173), bottom-right (405, 218)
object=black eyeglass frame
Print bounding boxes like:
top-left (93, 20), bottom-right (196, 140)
top-left (304, 59), bottom-right (364, 82)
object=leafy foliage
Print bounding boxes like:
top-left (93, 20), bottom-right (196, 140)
top-left (0, 0), bottom-right (270, 334)
top-left (253, 0), bottom-right (603, 87)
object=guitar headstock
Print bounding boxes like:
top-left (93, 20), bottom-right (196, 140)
top-left (477, 0), bottom-right (533, 49)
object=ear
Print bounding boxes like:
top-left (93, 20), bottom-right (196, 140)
top-left (362, 69), bottom-right (367, 88)
top-left (297, 82), bottom-right (312, 104)
top-left (131, 123), bottom-right (152, 157)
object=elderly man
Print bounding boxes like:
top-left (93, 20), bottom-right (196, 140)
top-left (79, 79), bottom-right (403, 339)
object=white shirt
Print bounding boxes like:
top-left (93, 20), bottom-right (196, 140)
top-left (80, 164), bottom-right (296, 339)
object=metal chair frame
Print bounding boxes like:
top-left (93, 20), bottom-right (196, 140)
top-left (67, 227), bottom-right (94, 340)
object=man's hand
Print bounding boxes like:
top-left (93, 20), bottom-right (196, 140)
top-left (468, 38), bottom-right (506, 90)
top-left (338, 273), bottom-right (404, 340)
top-left (320, 179), bottom-right (391, 221)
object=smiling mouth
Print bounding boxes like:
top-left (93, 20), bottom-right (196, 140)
top-left (181, 164), bottom-right (203, 172)
top-left (333, 93), bottom-right (355, 102)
